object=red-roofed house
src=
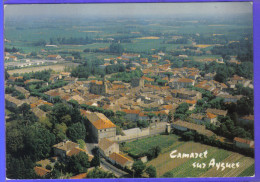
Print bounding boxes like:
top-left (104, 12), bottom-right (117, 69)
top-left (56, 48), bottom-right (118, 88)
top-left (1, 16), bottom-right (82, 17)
top-left (204, 112), bottom-right (217, 125)
top-left (47, 55), bottom-right (62, 60)
top-left (108, 152), bottom-right (134, 169)
top-left (234, 137), bottom-right (254, 149)
top-left (9, 56), bottom-right (18, 61)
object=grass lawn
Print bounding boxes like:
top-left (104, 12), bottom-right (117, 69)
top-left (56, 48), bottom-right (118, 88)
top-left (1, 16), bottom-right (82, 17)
top-left (122, 134), bottom-right (180, 157)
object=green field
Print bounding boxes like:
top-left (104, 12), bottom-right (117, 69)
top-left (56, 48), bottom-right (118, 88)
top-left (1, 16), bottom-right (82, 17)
top-left (122, 134), bottom-right (181, 156)
top-left (123, 134), bottom-right (255, 178)
top-left (190, 55), bottom-right (222, 62)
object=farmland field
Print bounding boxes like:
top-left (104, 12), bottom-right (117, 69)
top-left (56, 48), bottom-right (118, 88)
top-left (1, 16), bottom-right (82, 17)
top-left (123, 134), bottom-right (255, 177)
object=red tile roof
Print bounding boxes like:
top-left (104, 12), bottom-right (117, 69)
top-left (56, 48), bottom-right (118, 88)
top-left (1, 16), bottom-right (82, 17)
top-left (34, 166), bottom-right (51, 177)
top-left (142, 76), bottom-right (154, 82)
top-left (241, 115), bottom-right (254, 121)
top-left (70, 173), bottom-right (87, 179)
top-left (67, 147), bottom-right (86, 157)
top-left (234, 137), bottom-right (254, 145)
top-left (206, 112), bottom-right (217, 119)
top-left (122, 109), bottom-right (141, 114)
top-left (178, 78), bottom-right (194, 83)
top-left (81, 110), bottom-right (116, 130)
top-left (109, 152), bottom-right (133, 166)
top-left (162, 105), bottom-right (173, 110)
top-left (185, 100), bottom-right (197, 105)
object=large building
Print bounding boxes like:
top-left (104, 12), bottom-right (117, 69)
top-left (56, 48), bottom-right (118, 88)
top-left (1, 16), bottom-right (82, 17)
top-left (81, 110), bottom-right (116, 143)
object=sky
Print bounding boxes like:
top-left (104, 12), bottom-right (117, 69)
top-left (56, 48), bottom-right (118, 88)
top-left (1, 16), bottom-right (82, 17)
top-left (4, 2), bottom-right (252, 18)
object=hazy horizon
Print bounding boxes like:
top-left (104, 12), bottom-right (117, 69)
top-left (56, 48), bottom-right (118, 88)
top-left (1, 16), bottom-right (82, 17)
top-left (4, 2), bottom-right (253, 19)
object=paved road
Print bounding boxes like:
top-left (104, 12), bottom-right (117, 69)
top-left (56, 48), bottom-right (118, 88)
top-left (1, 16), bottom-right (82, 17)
top-left (100, 158), bottom-right (130, 178)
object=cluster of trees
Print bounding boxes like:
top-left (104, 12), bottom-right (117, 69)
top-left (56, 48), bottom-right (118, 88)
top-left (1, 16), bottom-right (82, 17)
top-left (132, 160), bottom-right (157, 178)
top-left (108, 68), bottom-right (143, 83)
top-left (87, 168), bottom-right (115, 178)
top-left (107, 111), bottom-right (138, 131)
top-left (164, 38), bottom-right (188, 44)
top-left (33, 39), bottom-right (47, 46)
top-left (66, 152), bottom-right (90, 175)
top-left (105, 64), bottom-right (126, 74)
top-left (47, 102), bottom-right (84, 142)
top-left (109, 43), bottom-right (124, 54)
top-left (5, 86), bottom-right (26, 100)
top-left (226, 96), bottom-right (254, 118)
top-left (71, 60), bottom-right (105, 79)
top-left (206, 61), bottom-right (253, 81)
top-left (45, 151), bottom-right (92, 178)
top-left (71, 52), bottom-right (82, 60)
top-left (29, 80), bottom-right (68, 93)
top-left (49, 36), bottom-right (93, 45)
top-left (39, 104), bottom-right (52, 112)
top-left (6, 103), bottom-right (56, 178)
top-left (174, 103), bottom-right (191, 120)
top-left (192, 35), bottom-right (228, 44)
top-left (6, 96), bottom-right (111, 179)
top-left (21, 69), bottom-right (52, 82)
top-left (169, 58), bottom-right (205, 70)
top-left (71, 60), bottom-right (128, 79)
top-left (168, 56), bottom-right (253, 81)
top-left (213, 116), bottom-right (253, 140)
top-left (5, 69), bottom-right (10, 80)
top-left (211, 38), bottom-right (253, 62)
top-left (5, 46), bottom-right (20, 53)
